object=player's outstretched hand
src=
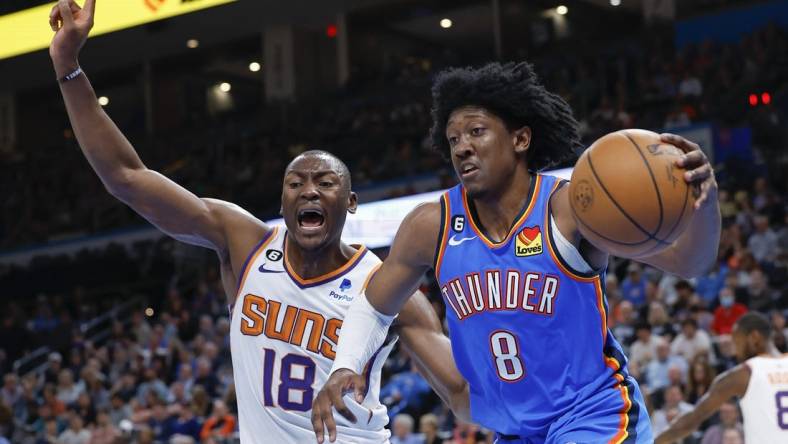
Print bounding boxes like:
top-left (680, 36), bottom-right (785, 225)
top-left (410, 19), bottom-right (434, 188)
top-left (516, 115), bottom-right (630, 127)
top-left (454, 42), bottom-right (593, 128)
top-left (661, 133), bottom-right (718, 209)
top-left (311, 369), bottom-right (366, 443)
top-left (49, 0), bottom-right (96, 66)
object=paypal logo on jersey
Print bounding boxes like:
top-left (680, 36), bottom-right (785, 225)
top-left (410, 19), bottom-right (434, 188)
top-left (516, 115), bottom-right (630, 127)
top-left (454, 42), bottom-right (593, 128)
top-left (329, 279), bottom-right (354, 302)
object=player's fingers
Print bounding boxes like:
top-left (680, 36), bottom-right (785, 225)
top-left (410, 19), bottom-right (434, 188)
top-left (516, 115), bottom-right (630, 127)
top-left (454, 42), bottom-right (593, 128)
top-left (695, 180), bottom-right (715, 209)
top-left (330, 390), bottom-right (356, 423)
top-left (310, 404), bottom-right (325, 444)
top-left (57, 0), bottom-right (75, 26)
top-left (326, 411), bottom-right (338, 443)
top-left (84, 0), bottom-right (97, 17)
top-left (354, 379), bottom-right (367, 404)
top-left (676, 148), bottom-right (708, 169)
top-left (660, 132), bottom-right (700, 154)
top-left (49, 5), bottom-right (61, 31)
top-left (684, 163), bottom-right (712, 183)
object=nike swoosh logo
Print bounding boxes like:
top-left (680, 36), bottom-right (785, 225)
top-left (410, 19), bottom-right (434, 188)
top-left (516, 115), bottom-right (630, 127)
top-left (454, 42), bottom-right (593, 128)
top-left (448, 235), bottom-right (477, 246)
top-left (258, 265), bottom-right (284, 273)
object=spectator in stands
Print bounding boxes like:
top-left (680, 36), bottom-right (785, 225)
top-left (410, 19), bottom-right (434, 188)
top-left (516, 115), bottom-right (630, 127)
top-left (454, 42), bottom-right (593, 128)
top-left (199, 400), bottom-right (235, 442)
top-left (136, 368), bottom-right (168, 407)
top-left (686, 355), bottom-right (716, 404)
top-left (714, 335), bottom-right (738, 374)
top-left (57, 411), bottom-right (91, 444)
top-left (148, 398), bottom-right (177, 443)
top-left (747, 268), bottom-right (779, 312)
top-left (612, 300), bottom-right (637, 347)
top-left (645, 340), bottom-right (688, 391)
top-left (390, 413), bottom-right (422, 444)
top-left (43, 384), bottom-right (66, 416)
top-left (418, 413), bottom-right (440, 444)
top-left (380, 363), bottom-right (432, 420)
top-left (700, 401), bottom-right (742, 444)
top-left (193, 357), bottom-right (220, 398)
top-left (671, 281), bottom-right (697, 320)
top-left (170, 402), bottom-right (201, 442)
top-left (721, 427), bottom-right (743, 444)
top-left (621, 263), bottom-right (648, 307)
top-left (747, 214), bottom-right (778, 264)
top-left (630, 323), bottom-right (662, 371)
top-left (107, 393), bottom-right (131, 427)
top-left (39, 417), bottom-right (60, 444)
top-left (88, 409), bottom-right (119, 444)
top-left (695, 263), bottom-right (729, 305)
top-left (651, 385), bottom-right (693, 436)
top-left (678, 70), bottom-right (703, 98)
top-left (56, 369), bottom-right (83, 406)
top-left (44, 353), bottom-right (63, 385)
top-left (647, 302), bottom-right (677, 340)
top-left (671, 318), bottom-right (713, 363)
top-left (711, 287), bottom-right (747, 335)
top-left (0, 374), bottom-right (20, 409)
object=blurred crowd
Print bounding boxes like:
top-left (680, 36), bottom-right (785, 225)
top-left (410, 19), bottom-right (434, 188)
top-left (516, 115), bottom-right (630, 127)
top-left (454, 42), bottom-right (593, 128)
top-left (2, 23), bottom-right (786, 249)
top-left (1, 16), bottom-right (788, 444)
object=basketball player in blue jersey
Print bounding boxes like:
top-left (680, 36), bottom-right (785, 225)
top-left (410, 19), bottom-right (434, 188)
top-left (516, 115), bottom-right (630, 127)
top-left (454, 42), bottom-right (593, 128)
top-left (313, 62), bottom-right (721, 443)
top-left (48, 1), bottom-right (467, 442)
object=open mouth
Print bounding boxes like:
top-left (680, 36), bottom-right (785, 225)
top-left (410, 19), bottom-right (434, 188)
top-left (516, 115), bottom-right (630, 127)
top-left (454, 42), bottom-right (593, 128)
top-left (298, 209), bottom-right (325, 228)
top-left (460, 164), bottom-right (479, 177)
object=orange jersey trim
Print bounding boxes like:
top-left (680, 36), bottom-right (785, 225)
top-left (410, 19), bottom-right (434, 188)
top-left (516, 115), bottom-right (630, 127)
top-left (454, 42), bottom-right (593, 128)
top-left (461, 174), bottom-right (543, 249)
top-left (283, 237), bottom-right (368, 288)
top-left (234, 226), bottom-right (279, 300)
top-left (433, 192), bottom-right (452, 281)
top-left (609, 381), bottom-right (633, 444)
top-left (362, 263), bottom-right (382, 293)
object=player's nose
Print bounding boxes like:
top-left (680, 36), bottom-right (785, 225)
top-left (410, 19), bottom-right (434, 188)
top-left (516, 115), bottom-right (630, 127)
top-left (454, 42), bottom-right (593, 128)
top-left (300, 182), bottom-right (320, 200)
top-left (452, 136), bottom-right (474, 159)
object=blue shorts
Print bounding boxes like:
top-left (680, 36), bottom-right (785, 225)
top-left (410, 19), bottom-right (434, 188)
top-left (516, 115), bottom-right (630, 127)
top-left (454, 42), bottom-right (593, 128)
top-left (493, 376), bottom-right (653, 444)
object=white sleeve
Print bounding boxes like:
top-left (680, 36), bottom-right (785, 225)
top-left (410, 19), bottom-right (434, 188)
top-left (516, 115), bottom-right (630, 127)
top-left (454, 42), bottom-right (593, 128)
top-left (330, 293), bottom-right (396, 375)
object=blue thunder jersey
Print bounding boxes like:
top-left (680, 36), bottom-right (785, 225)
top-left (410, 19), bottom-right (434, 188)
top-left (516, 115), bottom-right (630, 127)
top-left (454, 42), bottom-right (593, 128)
top-left (434, 174), bottom-right (645, 442)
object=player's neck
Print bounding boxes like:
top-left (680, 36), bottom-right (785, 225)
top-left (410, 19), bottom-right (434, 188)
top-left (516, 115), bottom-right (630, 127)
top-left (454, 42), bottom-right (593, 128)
top-left (472, 168), bottom-right (532, 241)
top-left (285, 238), bottom-right (356, 280)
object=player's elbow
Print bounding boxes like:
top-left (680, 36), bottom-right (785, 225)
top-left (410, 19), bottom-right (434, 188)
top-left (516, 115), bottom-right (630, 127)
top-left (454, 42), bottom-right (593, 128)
top-left (104, 167), bottom-right (145, 201)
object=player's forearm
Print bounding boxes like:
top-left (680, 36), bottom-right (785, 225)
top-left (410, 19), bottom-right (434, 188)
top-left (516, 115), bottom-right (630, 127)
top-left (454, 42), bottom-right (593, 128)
top-left (668, 190), bottom-right (720, 277)
top-left (53, 57), bottom-right (147, 196)
top-left (654, 412), bottom-right (700, 444)
top-left (400, 331), bottom-right (470, 421)
top-left (641, 188), bottom-right (720, 279)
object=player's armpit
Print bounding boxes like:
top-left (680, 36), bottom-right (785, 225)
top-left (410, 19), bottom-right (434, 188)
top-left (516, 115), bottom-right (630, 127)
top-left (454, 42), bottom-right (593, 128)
top-left (396, 291), bottom-right (470, 421)
top-left (654, 364), bottom-right (750, 444)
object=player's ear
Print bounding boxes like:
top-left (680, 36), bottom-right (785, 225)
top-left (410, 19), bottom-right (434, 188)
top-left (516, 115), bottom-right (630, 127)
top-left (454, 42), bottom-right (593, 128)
top-left (347, 191), bottom-right (358, 214)
top-left (513, 126), bottom-right (531, 155)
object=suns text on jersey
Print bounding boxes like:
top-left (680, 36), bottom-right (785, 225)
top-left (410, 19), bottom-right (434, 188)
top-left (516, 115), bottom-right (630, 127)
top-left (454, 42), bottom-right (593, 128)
top-left (238, 293), bottom-right (341, 359)
top-left (441, 270), bottom-right (560, 320)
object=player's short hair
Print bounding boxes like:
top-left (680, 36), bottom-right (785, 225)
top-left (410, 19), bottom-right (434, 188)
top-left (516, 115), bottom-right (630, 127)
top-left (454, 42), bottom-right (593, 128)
top-left (289, 149), bottom-right (352, 190)
top-left (734, 312), bottom-right (771, 338)
top-left (429, 61), bottom-right (582, 171)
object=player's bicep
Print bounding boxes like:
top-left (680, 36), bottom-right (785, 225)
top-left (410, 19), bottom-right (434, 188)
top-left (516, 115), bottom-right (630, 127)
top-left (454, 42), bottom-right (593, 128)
top-left (366, 202), bottom-right (441, 313)
top-left (116, 169), bottom-right (259, 251)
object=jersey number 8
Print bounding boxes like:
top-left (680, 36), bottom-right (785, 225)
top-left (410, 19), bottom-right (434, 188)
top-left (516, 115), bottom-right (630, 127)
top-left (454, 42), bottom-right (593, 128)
top-left (489, 330), bottom-right (525, 382)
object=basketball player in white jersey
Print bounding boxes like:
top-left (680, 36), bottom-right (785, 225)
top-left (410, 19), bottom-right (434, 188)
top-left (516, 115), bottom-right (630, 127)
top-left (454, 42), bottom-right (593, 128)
top-left (655, 312), bottom-right (788, 444)
top-left (48, 1), bottom-right (469, 443)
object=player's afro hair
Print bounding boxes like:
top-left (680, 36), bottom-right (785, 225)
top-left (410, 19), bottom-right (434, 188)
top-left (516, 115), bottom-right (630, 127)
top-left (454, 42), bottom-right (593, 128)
top-left (429, 62), bottom-right (582, 171)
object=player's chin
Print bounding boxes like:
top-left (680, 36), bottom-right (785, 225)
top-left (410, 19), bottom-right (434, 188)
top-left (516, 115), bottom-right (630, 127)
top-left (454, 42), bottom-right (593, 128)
top-left (291, 226), bottom-right (331, 250)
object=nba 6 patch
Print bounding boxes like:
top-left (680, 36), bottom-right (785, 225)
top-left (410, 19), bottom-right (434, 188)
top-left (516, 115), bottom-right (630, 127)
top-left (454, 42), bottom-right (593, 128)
top-left (515, 225), bottom-right (543, 257)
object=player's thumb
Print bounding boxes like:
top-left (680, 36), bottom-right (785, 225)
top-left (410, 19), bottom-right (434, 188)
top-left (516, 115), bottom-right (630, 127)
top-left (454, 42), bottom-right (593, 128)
top-left (57, 0), bottom-right (74, 26)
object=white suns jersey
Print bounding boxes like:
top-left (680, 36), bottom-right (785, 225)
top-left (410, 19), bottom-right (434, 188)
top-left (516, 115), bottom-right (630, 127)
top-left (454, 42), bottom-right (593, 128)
top-left (740, 354), bottom-right (788, 444)
top-left (230, 227), bottom-right (393, 444)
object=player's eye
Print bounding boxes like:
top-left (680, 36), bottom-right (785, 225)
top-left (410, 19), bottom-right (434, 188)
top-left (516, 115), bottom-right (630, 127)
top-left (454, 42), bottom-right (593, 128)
top-left (448, 136), bottom-right (459, 146)
top-left (319, 181), bottom-right (333, 188)
top-left (471, 127), bottom-right (485, 136)
top-left (288, 182), bottom-right (301, 189)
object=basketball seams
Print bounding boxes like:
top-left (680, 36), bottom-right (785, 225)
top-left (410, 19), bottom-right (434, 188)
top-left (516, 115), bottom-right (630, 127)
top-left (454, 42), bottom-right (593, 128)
top-left (621, 131), bottom-right (664, 237)
top-left (585, 152), bottom-right (670, 246)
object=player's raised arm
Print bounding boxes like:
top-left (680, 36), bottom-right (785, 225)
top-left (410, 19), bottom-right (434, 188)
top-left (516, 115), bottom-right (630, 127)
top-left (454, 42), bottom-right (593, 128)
top-left (49, 0), bottom-right (260, 253)
top-left (396, 291), bottom-right (470, 422)
top-left (654, 364), bottom-right (750, 444)
top-left (311, 202), bottom-right (441, 443)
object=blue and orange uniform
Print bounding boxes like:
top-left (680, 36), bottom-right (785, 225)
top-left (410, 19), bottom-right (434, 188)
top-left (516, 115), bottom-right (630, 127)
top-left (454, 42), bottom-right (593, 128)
top-left (433, 173), bottom-right (652, 444)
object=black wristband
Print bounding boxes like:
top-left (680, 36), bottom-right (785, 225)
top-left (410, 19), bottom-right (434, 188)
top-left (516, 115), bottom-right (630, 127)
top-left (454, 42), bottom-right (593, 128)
top-left (58, 67), bottom-right (83, 83)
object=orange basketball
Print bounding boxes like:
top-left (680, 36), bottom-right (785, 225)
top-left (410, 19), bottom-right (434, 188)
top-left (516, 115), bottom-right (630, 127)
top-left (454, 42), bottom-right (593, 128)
top-left (569, 129), bottom-right (697, 258)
